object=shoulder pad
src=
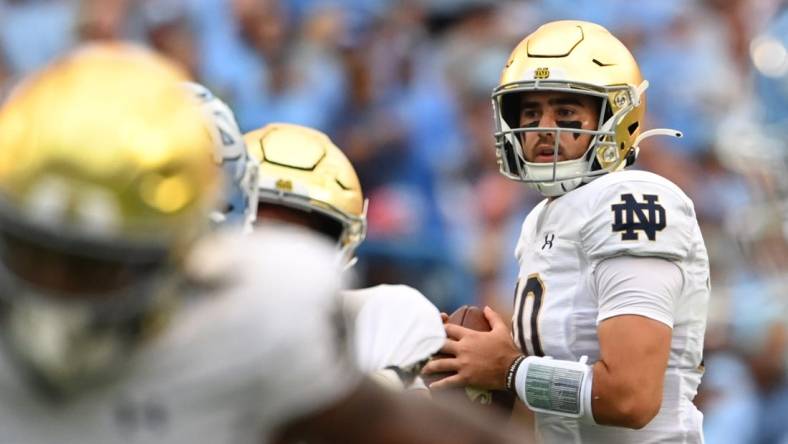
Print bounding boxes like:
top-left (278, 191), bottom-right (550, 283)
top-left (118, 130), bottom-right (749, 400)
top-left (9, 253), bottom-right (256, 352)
top-left (580, 172), bottom-right (697, 262)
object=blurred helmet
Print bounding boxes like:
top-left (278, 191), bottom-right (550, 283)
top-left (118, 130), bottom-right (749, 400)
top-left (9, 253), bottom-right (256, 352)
top-left (182, 82), bottom-right (259, 231)
top-left (244, 123), bottom-right (367, 265)
top-left (0, 43), bottom-right (219, 394)
top-left (492, 20), bottom-right (680, 196)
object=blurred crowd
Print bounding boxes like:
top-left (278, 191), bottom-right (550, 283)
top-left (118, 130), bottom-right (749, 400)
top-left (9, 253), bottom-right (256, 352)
top-left (1, 0), bottom-right (787, 442)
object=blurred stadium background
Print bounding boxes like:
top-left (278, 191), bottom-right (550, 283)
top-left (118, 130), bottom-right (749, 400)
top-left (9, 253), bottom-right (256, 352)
top-left (0, 0), bottom-right (786, 442)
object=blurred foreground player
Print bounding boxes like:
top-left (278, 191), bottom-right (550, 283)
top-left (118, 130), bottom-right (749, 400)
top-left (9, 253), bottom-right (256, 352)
top-left (244, 123), bottom-right (446, 392)
top-left (0, 43), bottom-right (523, 444)
top-left (424, 20), bottom-right (709, 443)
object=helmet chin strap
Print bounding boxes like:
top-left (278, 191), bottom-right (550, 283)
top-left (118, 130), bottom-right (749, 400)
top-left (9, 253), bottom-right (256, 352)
top-left (533, 176), bottom-right (583, 197)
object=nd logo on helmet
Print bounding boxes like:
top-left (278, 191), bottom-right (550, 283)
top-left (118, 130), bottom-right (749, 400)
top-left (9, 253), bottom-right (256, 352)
top-left (534, 67), bottom-right (550, 79)
top-left (275, 179), bottom-right (293, 192)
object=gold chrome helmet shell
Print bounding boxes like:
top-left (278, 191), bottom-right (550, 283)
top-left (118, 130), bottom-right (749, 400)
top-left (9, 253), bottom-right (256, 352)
top-left (0, 43), bottom-right (219, 253)
top-left (244, 123), bottom-right (367, 264)
top-left (493, 20), bottom-right (680, 196)
top-left (0, 43), bottom-right (219, 393)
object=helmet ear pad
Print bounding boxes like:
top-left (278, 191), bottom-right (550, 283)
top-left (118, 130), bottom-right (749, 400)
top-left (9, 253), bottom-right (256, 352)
top-left (502, 138), bottom-right (525, 174)
top-left (496, 96), bottom-right (526, 176)
top-left (500, 92), bottom-right (522, 131)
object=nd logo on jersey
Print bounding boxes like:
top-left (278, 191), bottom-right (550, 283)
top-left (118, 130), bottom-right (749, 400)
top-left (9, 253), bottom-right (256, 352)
top-left (611, 194), bottom-right (666, 241)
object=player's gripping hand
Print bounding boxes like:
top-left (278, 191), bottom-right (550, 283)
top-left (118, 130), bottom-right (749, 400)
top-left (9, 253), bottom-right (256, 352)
top-left (422, 307), bottom-right (522, 391)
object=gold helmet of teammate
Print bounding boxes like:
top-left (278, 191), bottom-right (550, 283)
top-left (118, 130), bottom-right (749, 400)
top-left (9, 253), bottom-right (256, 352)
top-left (0, 43), bottom-right (219, 394)
top-left (493, 20), bottom-right (681, 196)
top-left (244, 123), bottom-right (367, 265)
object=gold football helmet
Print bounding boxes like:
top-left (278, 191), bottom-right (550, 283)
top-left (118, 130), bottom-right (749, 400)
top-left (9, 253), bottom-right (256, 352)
top-left (493, 20), bottom-right (681, 196)
top-left (244, 123), bottom-right (367, 265)
top-left (0, 43), bottom-right (218, 394)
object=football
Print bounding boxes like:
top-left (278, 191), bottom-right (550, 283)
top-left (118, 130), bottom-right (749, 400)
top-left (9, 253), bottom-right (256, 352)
top-left (448, 305), bottom-right (490, 331)
top-left (425, 305), bottom-right (516, 413)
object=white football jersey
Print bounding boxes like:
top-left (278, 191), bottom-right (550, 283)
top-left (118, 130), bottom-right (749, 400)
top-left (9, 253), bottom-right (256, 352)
top-left (512, 170), bottom-right (709, 444)
top-left (342, 284), bottom-right (445, 386)
top-left (0, 225), bottom-right (359, 444)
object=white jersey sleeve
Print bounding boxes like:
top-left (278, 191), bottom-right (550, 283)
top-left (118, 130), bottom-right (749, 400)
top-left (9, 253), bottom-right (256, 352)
top-left (594, 255), bottom-right (683, 327)
top-left (581, 174), bottom-right (697, 263)
top-left (342, 285), bottom-right (445, 374)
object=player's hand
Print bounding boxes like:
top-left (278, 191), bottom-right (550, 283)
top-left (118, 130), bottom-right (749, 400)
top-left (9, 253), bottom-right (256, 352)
top-left (422, 306), bottom-right (522, 391)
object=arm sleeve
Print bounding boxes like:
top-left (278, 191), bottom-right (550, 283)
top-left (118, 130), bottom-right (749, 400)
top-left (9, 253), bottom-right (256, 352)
top-left (594, 255), bottom-right (684, 328)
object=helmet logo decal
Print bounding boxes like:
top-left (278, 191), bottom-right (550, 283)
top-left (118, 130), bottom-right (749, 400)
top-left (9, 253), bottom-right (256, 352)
top-left (534, 67), bottom-right (550, 79)
top-left (275, 179), bottom-right (293, 192)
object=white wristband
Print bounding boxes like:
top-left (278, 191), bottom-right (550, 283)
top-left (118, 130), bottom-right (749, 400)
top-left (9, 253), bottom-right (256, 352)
top-left (514, 355), bottom-right (596, 424)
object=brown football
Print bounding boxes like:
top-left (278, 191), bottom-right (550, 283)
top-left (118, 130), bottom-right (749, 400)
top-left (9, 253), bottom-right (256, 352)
top-left (424, 305), bottom-right (516, 414)
top-left (449, 305), bottom-right (491, 332)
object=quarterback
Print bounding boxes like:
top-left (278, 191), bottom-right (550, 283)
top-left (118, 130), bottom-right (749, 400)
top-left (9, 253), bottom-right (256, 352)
top-left (243, 123), bottom-right (446, 392)
top-left (423, 20), bottom-right (710, 443)
top-left (0, 44), bottom-right (522, 444)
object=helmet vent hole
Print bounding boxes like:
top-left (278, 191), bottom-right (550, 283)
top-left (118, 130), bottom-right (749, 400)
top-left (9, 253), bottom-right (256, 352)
top-left (335, 178), bottom-right (351, 191)
top-left (592, 58), bottom-right (615, 67)
top-left (627, 121), bottom-right (639, 135)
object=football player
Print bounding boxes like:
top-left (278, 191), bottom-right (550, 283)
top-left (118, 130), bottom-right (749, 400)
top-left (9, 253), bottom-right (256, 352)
top-left (243, 122), bottom-right (446, 393)
top-left (0, 44), bottom-right (522, 444)
top-left (423, 20), bottom-right (710, 443)
top-left (186, 86), bottom-right (446, 392)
